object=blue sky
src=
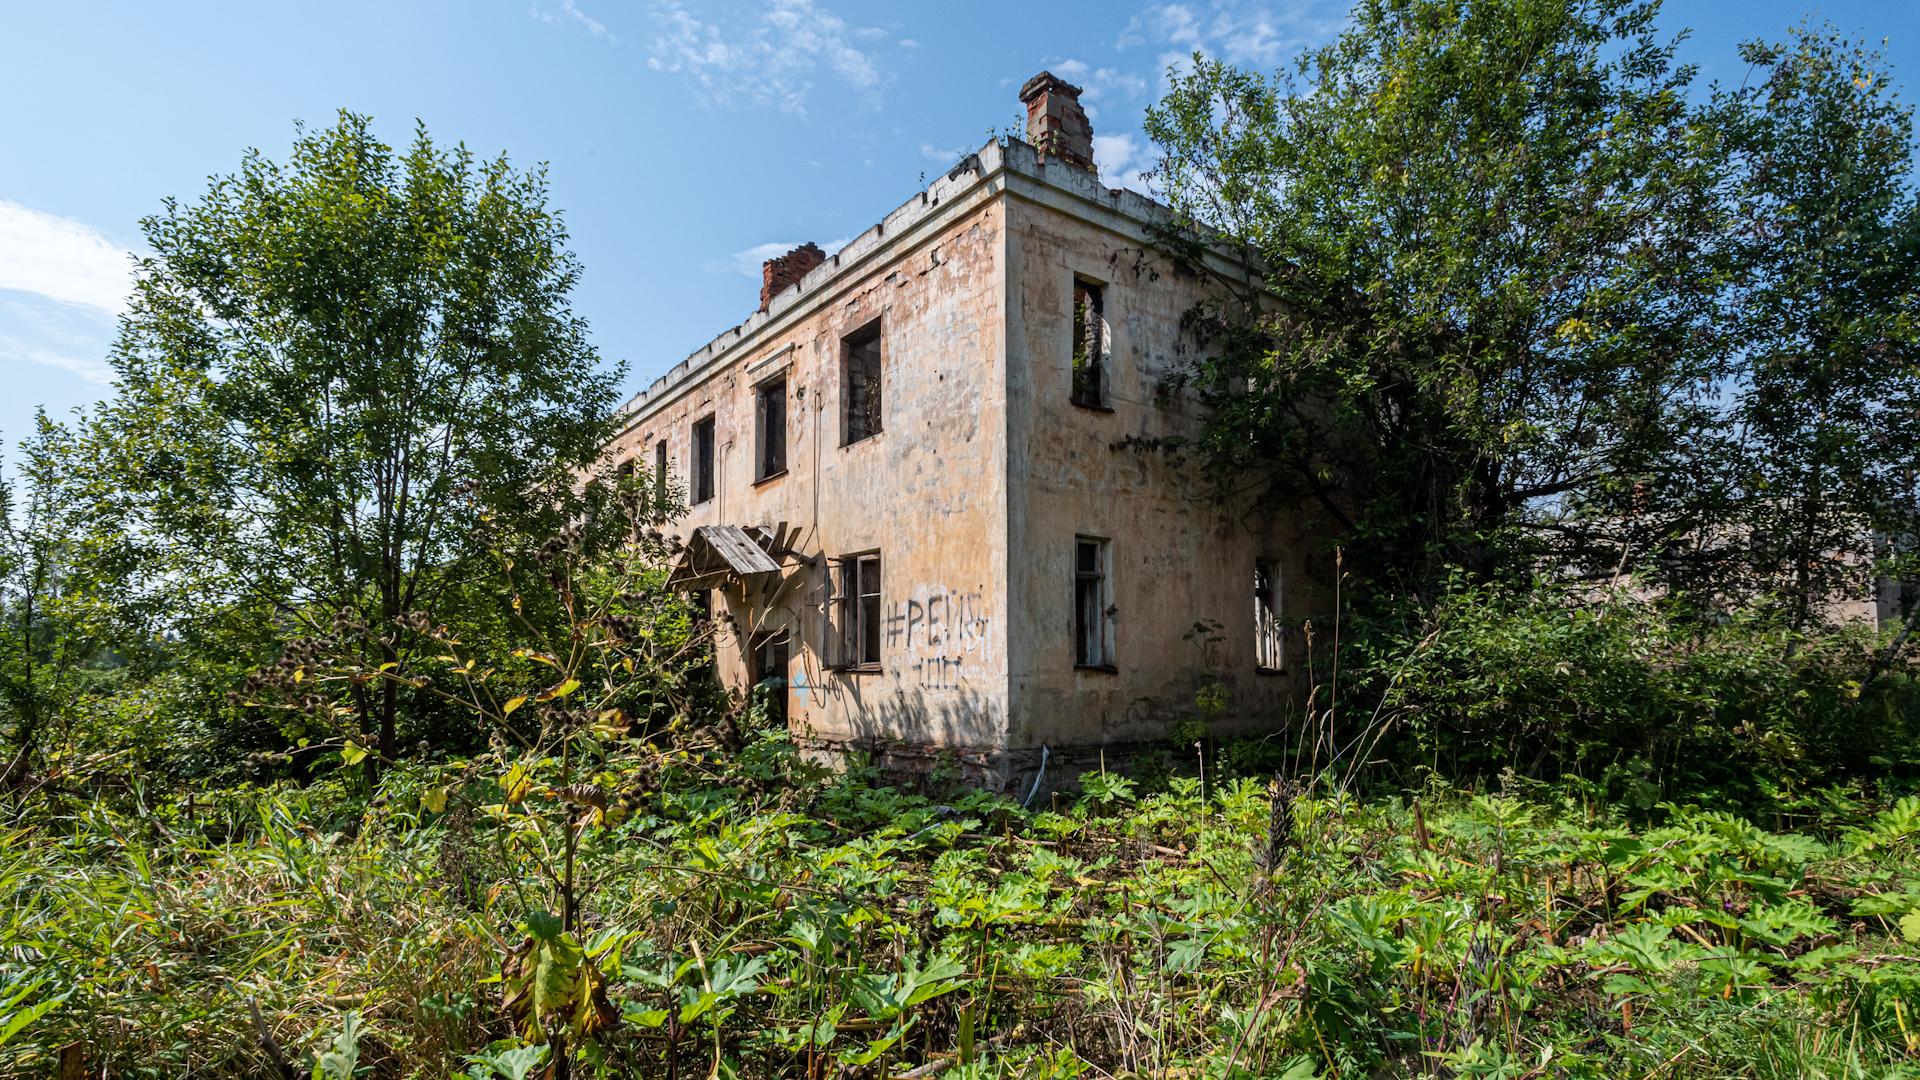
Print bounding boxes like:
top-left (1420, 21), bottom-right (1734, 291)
top-left (3, 0), bottom-right (1917, 457)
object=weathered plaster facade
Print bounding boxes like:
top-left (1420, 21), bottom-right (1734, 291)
top-left (607, 76), bottom-right (1323, 789)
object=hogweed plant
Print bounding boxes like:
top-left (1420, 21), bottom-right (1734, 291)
top-left (250, 470), bottom-right (722, 1073)
top-left (9, 715), bottom-right (1920, 1075)
top-left (10, 481), bottom-right (1919, 1077)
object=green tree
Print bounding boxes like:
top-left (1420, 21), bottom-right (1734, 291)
top-left (1720, 25), bottom-right (1920, 638)
top-left (86, 111), bottom-right (621, 780)
top-left (1145, 0), bottom-right (1733, 598)
top-left (0, 414), bottom-right (116, 795)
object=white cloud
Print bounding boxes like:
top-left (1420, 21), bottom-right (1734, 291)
top-left (1093, 133), bottom-right (1154, 195)
top-left (1209, 4), bottom-right (1324, 67)
top-left (703, 240), bottom-right (802, 278)
top-left (0, 295), bottom-right (117, 386)
top-left (1020, 4), bottom-right (1344, 202)
top-left (919, 142), bottom-right (970, 165)
top-left (532, 0), bottom-right (617, 41)
top-left (644, 0), bottom-right (890, 114)
top-left (0, 334), bottom-right (112, 385)
top-left (0, 200), bottom-right (136, 315)
top-left (1119, 1), bottom-right (1345, 80)
top-left (1156, 49), bottom-right (1197, 93)
top-left (1049, 58), bottom-right (1150, 121)
top-left (702, 236), bottom-right (852, 278)
top-left (1092, 133), bottom-right (1139, 175)
top-left (1119, 3), bottom-right (1204, 51)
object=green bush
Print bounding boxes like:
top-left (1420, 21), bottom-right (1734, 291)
top-left (1346, 579), bottom-right (1919, 808)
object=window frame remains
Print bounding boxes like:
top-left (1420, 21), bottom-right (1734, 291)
top-left (1255, 558), bottom-right (1284, 674)
top-left (1074, 535), bottom-right (1114, 670)
top-left (827, 551), bottom-right (884, 671)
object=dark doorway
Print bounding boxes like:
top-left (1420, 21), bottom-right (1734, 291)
top-left (749, 630), bottom-right (790, 725)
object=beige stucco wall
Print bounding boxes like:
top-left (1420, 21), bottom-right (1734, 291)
top-left (607, 176), bottom-right (1012, 769)
top-left (1000, 161), bottom-right (1319, 756)
top-left (608, 140), bottom-right (1323, 786)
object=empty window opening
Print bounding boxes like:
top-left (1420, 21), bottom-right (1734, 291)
top-left (829, 552), bottom-right (883, 669)
top-left (654, 439), bottom-right (668, 499)
top-left (1071, 279), bottom-right (1107, 407)
top-left (606, 459), bottom-right (636, 532)
top-left (843, 319), bottom-right (883, 445)
top-left (691, 415), bottom-right (716, 504)
top-left (1255, 559), bottom-right (1284, 672)
top-left (1075, 536), bottom-right (1112, 668)
top-left (755, 375), bottom-right (788, 481)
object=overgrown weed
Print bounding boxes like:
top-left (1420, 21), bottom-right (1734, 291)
top-left (6, 742), bottom-right (1917, 1078)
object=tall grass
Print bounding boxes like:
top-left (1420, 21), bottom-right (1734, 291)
top-left (1, 783), bottom-right (494, 1075)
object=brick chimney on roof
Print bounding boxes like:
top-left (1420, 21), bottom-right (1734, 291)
top-left (1020, 71), bottom-right (1095, 173)
top-left (761, 242), bottom-right (826, 310)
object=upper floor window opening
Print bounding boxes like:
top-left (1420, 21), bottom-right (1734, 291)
top-left (609, 458), bottom-right (636, 527)
top-left (654, 439), bottom-right (668, 499)
top-left (842, 318), bottom-right (883, 446)
top-left (1255, 558), bottom-right (1284, 673)
top-left (1071, 278), bottom-right (1108, 408)
top-left (755, 375), bottom-right (788, 482)
top-left (691, 415), bottom-right (716, 504)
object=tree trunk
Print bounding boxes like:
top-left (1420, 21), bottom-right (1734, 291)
top-left (379, 641), bottom-right (398, 777)
top-left (351, 677), bottom-right (380, 791)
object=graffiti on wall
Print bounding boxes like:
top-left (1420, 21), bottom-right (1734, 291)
top-left (886, 587), bottom-right (993, 691)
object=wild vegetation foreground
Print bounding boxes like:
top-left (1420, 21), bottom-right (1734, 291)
top-left (4, 0), bottom-right (1920, 1076)
top-left (6, 738), bottom-right (1919, 1078)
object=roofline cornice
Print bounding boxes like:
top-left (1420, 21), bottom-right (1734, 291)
top-left (611, 138), bottom-right (1258, 439)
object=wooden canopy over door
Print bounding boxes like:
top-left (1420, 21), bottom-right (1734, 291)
top-left (667, 524), bottom-right (782, 592)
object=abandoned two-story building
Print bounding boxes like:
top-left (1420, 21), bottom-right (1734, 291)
top-left (605, 73), bottom-right (1322, 789)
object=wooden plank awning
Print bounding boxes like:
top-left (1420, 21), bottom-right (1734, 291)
top-left (668, 524), bottom-right (782, 591)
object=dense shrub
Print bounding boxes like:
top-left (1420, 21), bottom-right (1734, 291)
top-left (1347, 580), bottom-right (1920, 807)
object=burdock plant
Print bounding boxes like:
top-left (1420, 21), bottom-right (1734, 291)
top-left (251, 465), bottom-right (721, 1073)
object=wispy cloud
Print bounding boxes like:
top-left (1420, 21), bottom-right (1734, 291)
top-left (0, 335), bottom-right (113, 385)
top-left (0, 200), bottom-right (136, 315)
top-left (0, 296), bottom-right (117, 386)
top-left (702, 237), bottom-right (851, 278)
top-left (1093, 133), bottom-right (1157, 195)
top-left (1119, 1), bottom-right (1345, 82)
top-left (1050, 58), bottom-right (1150, 121)
top-left (919, 142), bottom-right (971, 166)
top-left (532, 0), bottom-right (617, 42)
top-left (1018, 4), bottom-right (1343, 199)
top-left (1119, 2), bottom-right (1206, 51)
top-left (643, 0), bottom-right (889, 114)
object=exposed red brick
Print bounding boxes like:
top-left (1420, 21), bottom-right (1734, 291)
top-left (1020, 71), bottom-right (1095, 173)
top-left (761, 242), bottom-right (827, 310)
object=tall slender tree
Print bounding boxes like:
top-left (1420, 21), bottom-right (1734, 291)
top-left (0, 415), bottom-right (98, 793)
top-left (87, 112), bottom-right (621, 779)
top-left (1721, 25), bottom-right (1920, 635)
